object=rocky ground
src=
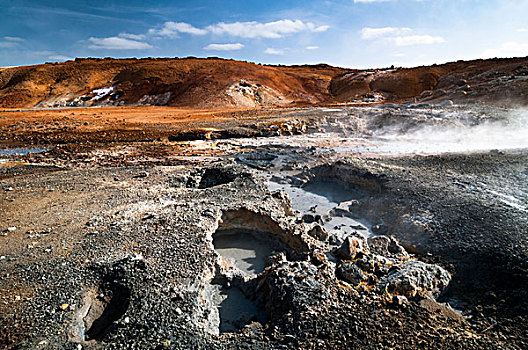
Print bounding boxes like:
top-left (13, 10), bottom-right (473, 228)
top-left (1, 104), bottom-right (527, 349)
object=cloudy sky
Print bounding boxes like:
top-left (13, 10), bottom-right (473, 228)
top-left (1, 0), bottom-right (528, 68)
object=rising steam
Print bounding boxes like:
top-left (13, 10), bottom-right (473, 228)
top-left (372, 107), bottom-right (528, 154)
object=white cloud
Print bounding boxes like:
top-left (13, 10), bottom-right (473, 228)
top-left (517, 28), bottom-right (528, 33)
top-left (207, 19), bottom-right (328, 39)
top-left (361, 27), bottom-right (411, 39)
top-left (3, 36), bottom-right (25, 42)
top-left (361, 27), bottom-right (445, 46)
top-left (0, 42), bottom-right (17, 48)
top-left (48, 55), bottom-right (73, 61)
top-left (314, 25), bottom-right (330, 32)
top-left (391, 35), bottom-right (445, 46)
top-left (203, 43), bottom-right (244, 51)
top-left (119, 33), bottom-right (146, 40)
top-left (264, 48), bottom-right (284, 55)
top-left (88, 37), bottom-right (153, 50)
top-left (306, 46), bottom-right (319, 50)
top-left (149, 21), bottom-right (207, 38)
top-left (31, 50), bottom-right (53, 56)
top-left (482, 42), bottom-right (528, 58)
top-left (79, 19), bottom-right (327, 53)
top-left (0, 36), bottom-right (24, 48)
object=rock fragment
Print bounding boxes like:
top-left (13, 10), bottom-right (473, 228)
top-left (133, 171), bottom-right (149, 178)
top-left (307, 224), bottom-right (328, 241)
top-left (335, 234), bottom-right (367, 260)
top-left (378, 260), bottom-right (451, 299)
top-left (337, 262), bottom-right (366, 285)
top-left (301, 213), bottom-right (322, 224)
top-left (367, 235), bottom-right (409, 261)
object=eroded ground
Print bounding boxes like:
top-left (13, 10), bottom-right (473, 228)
top-left (1, 104), bottom-right (527, 349)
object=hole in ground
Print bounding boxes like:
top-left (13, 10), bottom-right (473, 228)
top-left (213, 228), bottom-right (285, 275)
top-left (83, 283), bottom-right (130, 341)
top-left (198, 168), bottom-right (242, 189)
top-left (303, 179), bottom-right (362, 204)
top-left (218, 209), bottom-right (308, 253)
top-left (307, 164), bottom-right (384, 194)
top-left (213, 285), bottom-right (267, 333)
top-left (207, 209), bottom-right (297, 334)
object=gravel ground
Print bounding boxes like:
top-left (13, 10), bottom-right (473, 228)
top-left (1, 105), bottom-right (527, 349)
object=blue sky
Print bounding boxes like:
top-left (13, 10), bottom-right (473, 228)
top-left (1, 0), bottom-right (528, 68)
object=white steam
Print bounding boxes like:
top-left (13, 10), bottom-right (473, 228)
top-left (373, 108), bottom-right (528, 154)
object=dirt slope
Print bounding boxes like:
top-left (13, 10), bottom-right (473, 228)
top-left (331, 57), bottom-right (528, 105)
top-left (0, 58), bottom-right (345, 109)
top-left (0, 56), bottom-right (527, 109)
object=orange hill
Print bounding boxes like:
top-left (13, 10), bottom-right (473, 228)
top-left (0, 56), bottom-right (527, 109)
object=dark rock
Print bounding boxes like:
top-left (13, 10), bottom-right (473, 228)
top-left (302, 213), bottom-right (322, 224)
top-left (337, 262), bottom-right (365, 285)
top-left (262, 261), bottom-right (332, 328)
top-left (311, 252), bottom-right (327, 266)
top-left (307, 225), bottom-right (328, 241)
top-left (133, 171), bottom-right (149, 179)
top-left (356, 254), bottom-right (375, 273)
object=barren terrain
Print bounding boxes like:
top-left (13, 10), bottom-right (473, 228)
top-left (1, 57), bottom-right (528, 349)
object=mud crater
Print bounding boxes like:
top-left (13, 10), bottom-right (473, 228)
top-left (183, 166), bottom-right (251, 189)
top-left (207, 209), bottom-right (295, 334)
top-left (213, 228), bottom-right (285, 275)
top-left (268, 173), bottom-right (376, 242)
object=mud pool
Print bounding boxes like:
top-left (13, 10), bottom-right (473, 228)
top-left (210, 227), bottom-right (283, 334)
top-left (213, 228), bottom-right (283, 275)
top-left (211, 286), bottom-right (266, 334)
top-left (267, 176), bottom-right (373, 239)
